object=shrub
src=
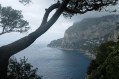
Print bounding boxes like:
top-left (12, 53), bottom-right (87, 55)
top-left (7, 56), bottom-right (41, 79)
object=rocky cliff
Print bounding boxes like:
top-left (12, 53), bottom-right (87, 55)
top-left (48, 14), bottom-right (119, 53)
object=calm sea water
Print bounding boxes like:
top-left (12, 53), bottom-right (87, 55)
top-left (14, 44), bottom-right (91, 79)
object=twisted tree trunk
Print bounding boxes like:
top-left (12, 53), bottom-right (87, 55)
top-left (0, 53), bottom-right (9, 79)
top-left (0, 0), bottom-right (70, 78)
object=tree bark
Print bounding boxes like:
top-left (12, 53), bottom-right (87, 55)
top-left (0, 54), bottom-right (9, 79)
top-left (0, 0), bottom-right (70, 78)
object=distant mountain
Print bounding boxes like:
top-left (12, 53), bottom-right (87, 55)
top-left (48, 14), bottom-right (119, 53)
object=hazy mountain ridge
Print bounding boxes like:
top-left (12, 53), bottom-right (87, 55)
top-left (48, 14), bottom-right (119, 53)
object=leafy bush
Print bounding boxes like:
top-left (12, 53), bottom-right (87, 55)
top-left (87, 39), bottom-right (119, 79)
top-left (7, 56), bottom-right (41, 79)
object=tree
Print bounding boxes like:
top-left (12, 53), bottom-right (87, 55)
top-left (8, 56), bottom-right (41, 79)
top-left (0, 4), bottom-right (29, 35)
top-left (87, 49), bottom-right (119, 79)
top-left (0, 0), bottom-right (118, 78)
top-left (86, 37), bottom-right (119, 79)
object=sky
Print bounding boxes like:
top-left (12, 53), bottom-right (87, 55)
top-left (0, 0), bottom-right (119, 45)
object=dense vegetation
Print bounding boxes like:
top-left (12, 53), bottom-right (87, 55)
top-left (86, 38), bottom-right (119, 79)
top-left (8, 57), bottom-right (41, 79)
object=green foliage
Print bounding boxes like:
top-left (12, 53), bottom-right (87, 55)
top-left (87, 60), bottom-right (98, 75)
top-left (7, 56), bottom-right (41, 79)
top-left (96, 41), bottom-right (115, 64)
top-left (0, 4), bottom-right (30, 35)
top-left (88, 50), bottom-right (119, 79)
top-left (87, 38), bottom-right (119, 79)
top-left (62, 0), bottom-right (118, 18)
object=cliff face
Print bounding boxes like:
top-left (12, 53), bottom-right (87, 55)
top-left (48, 14), bottom-right (119, 51)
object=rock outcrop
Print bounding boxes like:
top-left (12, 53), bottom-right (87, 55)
top-left (48, 14), bottom-right (119, 52)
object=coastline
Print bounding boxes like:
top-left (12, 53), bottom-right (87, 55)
top-left (57, 47), bottom-right (80, 51)
top-left (84, 51), bottom-right (96, 60)
top-left (55, 47), bottom-right (96, 60)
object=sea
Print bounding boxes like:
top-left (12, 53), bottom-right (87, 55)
top-left (14, 44), bottom-right (91, 79)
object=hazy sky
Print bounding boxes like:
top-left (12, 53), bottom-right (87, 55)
top-left (0, 0), bottom-right (119, 45)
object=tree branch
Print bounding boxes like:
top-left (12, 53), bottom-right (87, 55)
top-left (0, 0), bottom-right (70, 58)
top-left (65, 7), bottom-right (96, 14)
top-left (64, 0), bottom-right (118, 14)
top-left (0, 32), bottom-right (6, 35)
top-left (40, 2), bottom-right (60, 26)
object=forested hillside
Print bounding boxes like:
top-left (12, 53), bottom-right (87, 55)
top-left (86, 39), bottom-right (119, 79)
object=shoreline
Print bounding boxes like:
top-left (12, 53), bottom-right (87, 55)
top-left (57, 47), bottom-right (80, 51)
top-left (84, 51), bottom-right (96, 60)
top-left (53, 47), bottom-right (96, 60)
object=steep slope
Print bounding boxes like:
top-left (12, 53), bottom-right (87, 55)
top-left (86, 38), bottom-right (119, 79)
top-left (48, 14), bottom-right (119, 51)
